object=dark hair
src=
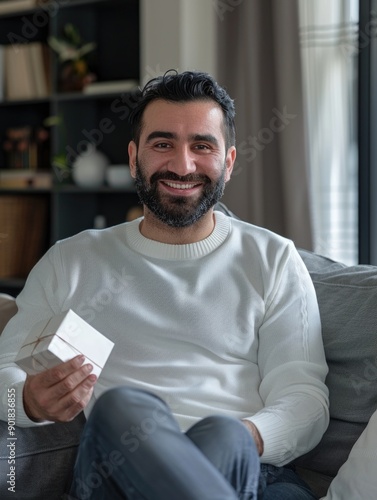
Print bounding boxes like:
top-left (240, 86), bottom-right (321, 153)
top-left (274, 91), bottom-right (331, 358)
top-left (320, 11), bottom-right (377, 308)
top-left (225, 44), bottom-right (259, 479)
top-left (129, 70), bottom-right (236, 149)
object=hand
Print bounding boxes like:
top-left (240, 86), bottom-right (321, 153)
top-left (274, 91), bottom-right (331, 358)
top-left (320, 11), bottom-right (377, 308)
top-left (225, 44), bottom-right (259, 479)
top-left (242, 419), bottom-right (264, 456)
top-left (23, 355), bottom-right (97, 423)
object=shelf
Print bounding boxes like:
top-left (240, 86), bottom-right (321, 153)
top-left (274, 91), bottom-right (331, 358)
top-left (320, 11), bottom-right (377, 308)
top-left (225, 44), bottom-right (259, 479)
top-left (0, 187), bottom-right (51, 194)
top-left (0, 97), bottom-right (51, 107)
top-left (54, 89), bottom-right (138, 102)
top-left (0, 0), bottom-right (118, 19)
top-left (59, 0), bottom-right (126, 8)
top-left (53, 184), bottom-right (136, 193)
top-left (0, 184), bottom-right (136, 195)
top-left (0, 88), bottom-right (138, 107)
top-left (0, 0), bottom-right (140, 291)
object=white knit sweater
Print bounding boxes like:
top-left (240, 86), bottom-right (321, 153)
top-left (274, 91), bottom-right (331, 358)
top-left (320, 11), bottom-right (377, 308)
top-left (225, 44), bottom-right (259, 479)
top-left (0, 212), bottom-right (329, 466)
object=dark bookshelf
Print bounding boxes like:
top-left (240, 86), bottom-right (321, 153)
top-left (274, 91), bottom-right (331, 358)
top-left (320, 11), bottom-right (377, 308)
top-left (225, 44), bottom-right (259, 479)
top-left (0, 0), bottom-right (140, 294)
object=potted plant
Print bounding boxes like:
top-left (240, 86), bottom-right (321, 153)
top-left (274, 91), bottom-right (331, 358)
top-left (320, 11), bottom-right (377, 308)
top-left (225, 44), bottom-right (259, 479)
top-left (48, 23), bottom-right (97, 92)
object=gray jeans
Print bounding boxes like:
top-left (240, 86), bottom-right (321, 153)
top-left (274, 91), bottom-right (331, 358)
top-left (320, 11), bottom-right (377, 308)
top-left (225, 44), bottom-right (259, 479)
top-left (68, 387), bottom-right (315, 500)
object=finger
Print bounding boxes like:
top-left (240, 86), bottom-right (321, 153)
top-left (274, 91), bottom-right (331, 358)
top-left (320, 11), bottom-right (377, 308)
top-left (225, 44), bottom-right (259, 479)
top-left (53, 363), bottom-right (95, 398)
top-left (63, 373), bottom-right (97, 411)
top-left (46, 374), bottom-right (97, 422)
top-left (41, 355), bottom-right (86, 387)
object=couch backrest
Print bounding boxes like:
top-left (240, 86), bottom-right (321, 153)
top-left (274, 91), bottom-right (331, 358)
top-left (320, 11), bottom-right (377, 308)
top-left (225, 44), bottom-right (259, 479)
top-left (296, 249), bottom-right (377, 476)
top-left (299, 248), bottom-right (377, 424)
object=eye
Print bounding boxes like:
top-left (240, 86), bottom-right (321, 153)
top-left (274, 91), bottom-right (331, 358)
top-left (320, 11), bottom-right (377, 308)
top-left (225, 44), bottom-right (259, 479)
top-left (194, 143), bottom-right (211, 151)
top-left (154, 142), bottom-right (172, 149)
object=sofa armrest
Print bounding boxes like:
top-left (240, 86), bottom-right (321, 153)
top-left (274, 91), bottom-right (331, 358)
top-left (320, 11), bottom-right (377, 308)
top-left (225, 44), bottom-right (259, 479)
top-left (0, 293), bottom-right (86, 499)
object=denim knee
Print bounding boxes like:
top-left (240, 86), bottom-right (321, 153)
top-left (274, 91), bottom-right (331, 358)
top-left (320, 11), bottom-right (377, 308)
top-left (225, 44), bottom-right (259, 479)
top-left (87, 386), bottom-right (170, 433)
top-left (94, 386), bottom-right (165, 414)
top-left (188, 415), bottom-right (257, 451)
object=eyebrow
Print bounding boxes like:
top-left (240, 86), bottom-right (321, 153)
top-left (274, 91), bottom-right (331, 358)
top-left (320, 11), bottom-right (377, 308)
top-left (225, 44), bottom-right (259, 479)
top-left (192, 134), bottom-right (219, 147)
top-left (146, 131), bottom-right (177, 143)
top-left (146, 131), bottom-right (219, 147)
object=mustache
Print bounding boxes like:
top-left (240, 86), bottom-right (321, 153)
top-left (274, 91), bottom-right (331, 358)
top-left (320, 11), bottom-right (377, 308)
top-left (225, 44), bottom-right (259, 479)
top-left (149, 171), bottom-right (210, 184)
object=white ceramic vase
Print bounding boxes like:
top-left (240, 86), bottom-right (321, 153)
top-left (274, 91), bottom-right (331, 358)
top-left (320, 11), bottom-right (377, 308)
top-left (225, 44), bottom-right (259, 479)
top-left (106, 165), bottom-right (134, 188)
top-left (72, 145), bottom-right (109, 188)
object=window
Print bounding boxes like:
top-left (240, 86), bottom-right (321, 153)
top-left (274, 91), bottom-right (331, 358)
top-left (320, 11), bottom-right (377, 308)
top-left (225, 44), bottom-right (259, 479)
top-left (299, 0), bottom-right (359, 265)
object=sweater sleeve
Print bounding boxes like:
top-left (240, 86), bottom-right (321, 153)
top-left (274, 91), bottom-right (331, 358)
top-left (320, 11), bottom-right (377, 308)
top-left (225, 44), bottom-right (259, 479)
top-left (246, 242), bottom-right (329, 466)
top-left (0, 244), bottom-right (68, 426)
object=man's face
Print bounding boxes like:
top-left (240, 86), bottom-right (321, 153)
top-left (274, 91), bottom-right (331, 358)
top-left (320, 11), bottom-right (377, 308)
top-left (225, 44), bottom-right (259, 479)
top-left (128, 99), bottom-right (235, 228)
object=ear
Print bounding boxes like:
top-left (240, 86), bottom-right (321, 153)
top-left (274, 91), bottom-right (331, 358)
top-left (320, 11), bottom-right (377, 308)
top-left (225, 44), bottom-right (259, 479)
top-left (224, 146), bottom-right (236, 182)
top-left (128, 141), bottom-right (137, 178)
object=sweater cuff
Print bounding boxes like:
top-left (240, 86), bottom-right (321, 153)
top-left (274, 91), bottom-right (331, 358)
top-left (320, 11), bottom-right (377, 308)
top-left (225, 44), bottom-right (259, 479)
top-left (246, 412), bottom-right (293, 466)
top-left (13, 380), bottom-right (52, 427)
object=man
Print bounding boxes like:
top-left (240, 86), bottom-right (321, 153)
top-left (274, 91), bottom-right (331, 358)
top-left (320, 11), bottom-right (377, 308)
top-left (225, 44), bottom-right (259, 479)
top-left (0, 71), bottom-right (329, 499)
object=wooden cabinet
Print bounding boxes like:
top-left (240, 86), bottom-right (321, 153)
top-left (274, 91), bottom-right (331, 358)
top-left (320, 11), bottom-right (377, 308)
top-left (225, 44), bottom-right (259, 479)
top-left (0, 0), bottom-right (141, 294)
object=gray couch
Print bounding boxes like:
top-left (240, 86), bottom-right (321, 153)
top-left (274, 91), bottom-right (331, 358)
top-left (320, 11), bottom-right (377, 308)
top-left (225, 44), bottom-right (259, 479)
top-left (1, 248), bottom-right (377, 499)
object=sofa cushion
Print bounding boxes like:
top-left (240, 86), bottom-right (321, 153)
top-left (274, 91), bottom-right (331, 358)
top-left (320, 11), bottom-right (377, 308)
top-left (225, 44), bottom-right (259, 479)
top-left (295, 249), bottom-right (377, 476)
top-left (0, 413), bottom-right (85, 500)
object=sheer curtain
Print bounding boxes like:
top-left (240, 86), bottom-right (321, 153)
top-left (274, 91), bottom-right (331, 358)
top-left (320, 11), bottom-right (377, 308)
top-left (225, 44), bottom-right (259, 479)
top-left (298, 0), bottom-right (359, 265)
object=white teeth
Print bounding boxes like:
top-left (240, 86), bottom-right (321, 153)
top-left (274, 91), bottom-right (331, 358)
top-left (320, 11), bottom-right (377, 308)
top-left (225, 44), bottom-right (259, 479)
top-left (164, 181), bottom-right (197, 190)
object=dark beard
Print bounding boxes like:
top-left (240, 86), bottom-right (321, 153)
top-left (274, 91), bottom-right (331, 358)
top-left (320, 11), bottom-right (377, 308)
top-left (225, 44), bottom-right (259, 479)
top-left (134, 161), bottom-right (226, 228)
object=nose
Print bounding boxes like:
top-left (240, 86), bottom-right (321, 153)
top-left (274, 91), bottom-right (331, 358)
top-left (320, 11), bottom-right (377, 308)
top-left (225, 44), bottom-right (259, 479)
top-left (167, 145), bottom-right (197, 176)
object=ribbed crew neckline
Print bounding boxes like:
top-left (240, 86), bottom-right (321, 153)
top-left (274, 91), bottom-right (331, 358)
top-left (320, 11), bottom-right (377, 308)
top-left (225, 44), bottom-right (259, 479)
top-left (125, 211), bottom-right (231, 260)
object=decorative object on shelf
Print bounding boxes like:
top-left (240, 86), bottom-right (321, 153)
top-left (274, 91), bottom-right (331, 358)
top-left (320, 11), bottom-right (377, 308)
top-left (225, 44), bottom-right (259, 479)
top-left (93, 214), bottom-right (106, 229)
top-left (48, 23), bottom-right (97, 92)
top-left (2, 126), bottom-right (50, 170)
top-left (106, 165), bottom-right (134, 189)
top-left (43, 115), bottom-right (71, 183)
top-left (51, 153), bottom-right (71, 182)
top-left (72, 144), bottom-right (109, 188)
top-left (83, 79), bottom-right (139, 95)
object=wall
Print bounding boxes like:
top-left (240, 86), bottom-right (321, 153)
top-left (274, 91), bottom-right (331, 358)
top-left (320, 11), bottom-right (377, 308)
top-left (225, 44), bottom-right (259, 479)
top-left (140, 0), bottom-right (217, 83)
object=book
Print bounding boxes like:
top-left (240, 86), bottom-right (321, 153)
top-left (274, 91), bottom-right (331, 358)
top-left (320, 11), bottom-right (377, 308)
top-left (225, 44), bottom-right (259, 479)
top-left (0, 0), bottom-right (37, 15)
top-left (29, 42), bottom-right (49, 97)
top-left (3, 126), bottom-right (34, 169)
top-left (4, 44), bottom-right (36, 100)
top-left (0, 170), bottom-right (52, 188)
top-left (42, 43), bottom-right (52, 95)
top-left (82, 79), bottom-right (139, 95)
top-left (34, 126), bottom-right (51, 168)
top-left (4, 42), bottom-right (51, 100)
top-left (0, 45), bottom-right (4, 101)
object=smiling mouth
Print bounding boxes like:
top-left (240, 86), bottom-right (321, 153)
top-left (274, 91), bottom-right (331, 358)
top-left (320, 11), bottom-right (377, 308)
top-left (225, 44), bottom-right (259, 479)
top-left (161, 181), bottom-right (202, 190)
